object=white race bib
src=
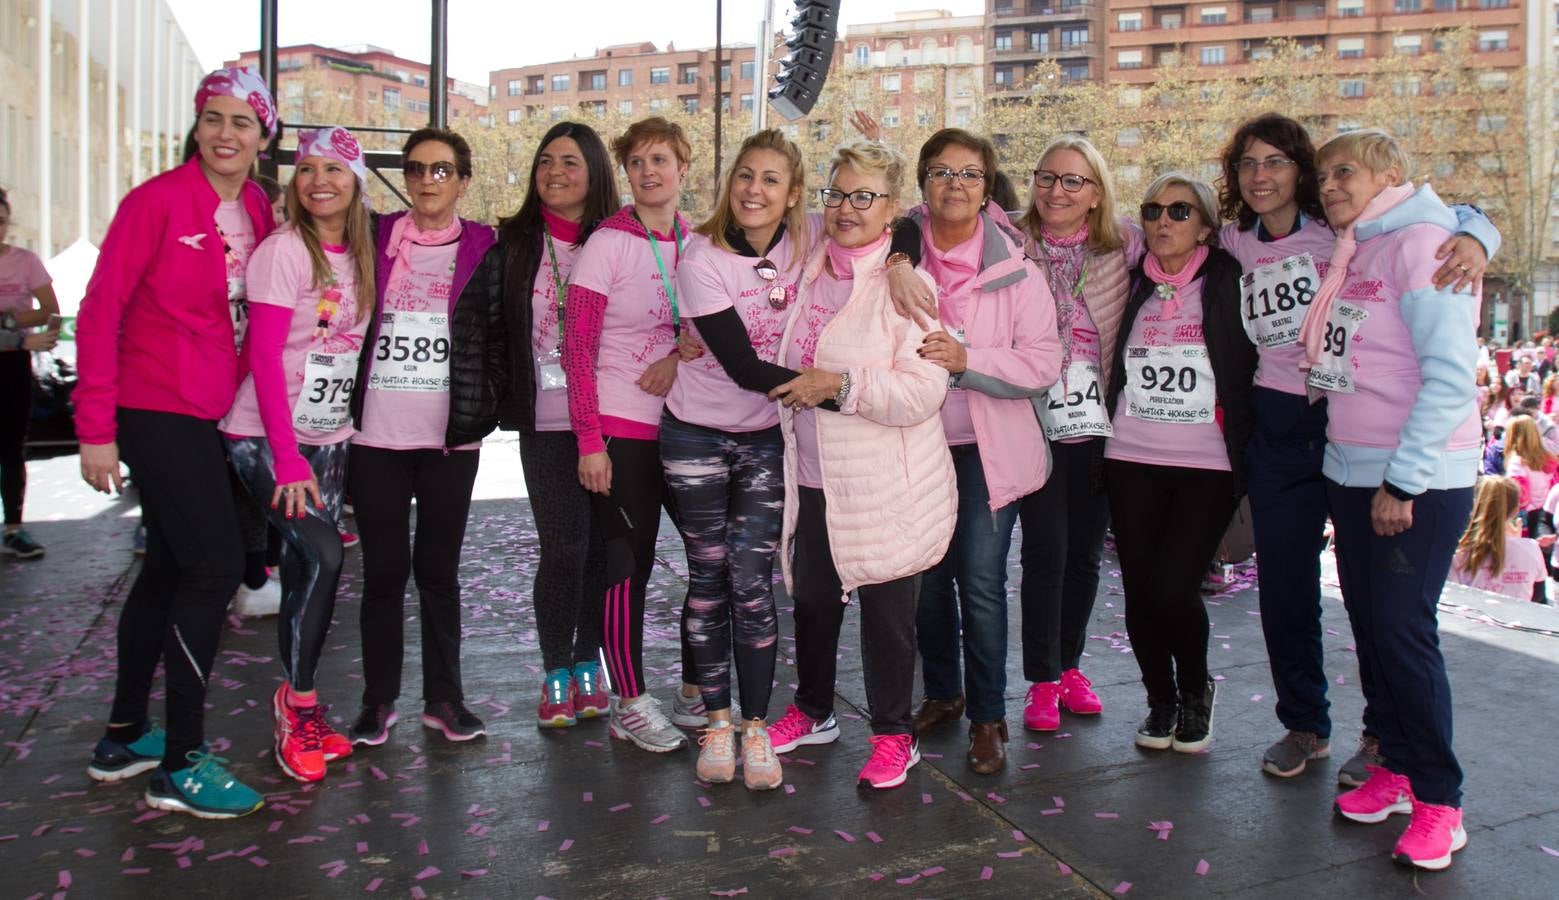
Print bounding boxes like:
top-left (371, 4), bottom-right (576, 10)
top-left (1240, 253), bottom-right (1319, 349)
top-left (368, 310), bottom-right (451, 393)
top-left (1123, 345), bottom-right (1216, 425)
top-left (1305, 300), bottom-right (1369, 395)
top-left (1039, 360), bottom-right (1113, 441)
top-left (293, 351), bottom-right (357, 433)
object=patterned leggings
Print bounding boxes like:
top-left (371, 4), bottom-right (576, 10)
top-left (660, 412), bottom-right (782, 720)
top-left (226, 437), bottom-right (349, 693)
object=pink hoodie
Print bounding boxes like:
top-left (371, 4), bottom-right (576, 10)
top-left (75, 159), bottom-right (278, 444)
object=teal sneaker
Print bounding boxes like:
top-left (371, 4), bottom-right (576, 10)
top-left (572, 661), bottom-right (610, 719)
top-left (537, 668), bottom-right (576, 728)
top-left (145, 750), bottom-right (264, 819)
top-left (87, 723), bottom-right (166, 782)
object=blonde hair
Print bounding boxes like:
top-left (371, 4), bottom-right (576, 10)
top-left (611, 116), bottom-right (692, 168)
top-left (1017, 135), bottom-right (1124, 254)
top-left (284, 176), bottom-right (376, 320)
top-left (1505, 415), bottom-right (1554, 473)
top-left (1315, 128), bottom-right (1411, 183)
top-left (1457, 476), bottom-right (1521, 578)
top-left (827, 140), bottom-right (907, 204)
top-left (697, 129), bottom-right (807, 268)
top-left (1141, 171), bottom-right (1221, 247)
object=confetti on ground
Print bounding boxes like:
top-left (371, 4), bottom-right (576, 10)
top-left (1114, 881), bottom-right (1133, 894)
top-left (651, 815), bottom-right (670, 825)
top-left (980, 866), bottom-right (993, 881)
top-left (1195, 859), bottom-right (1211, 876)
top-left (1542, 846), bottom-right (1559, 858)
top-left (1057, 862), bottom-right (1073, 875)
top-left (787, 826), bottom-right (812, 835)
top-left (769, 847), bottom-right (797, 858)
top-left (1095, 812), bottom-right (1119, 819)
top-left (559, 839), bottom-right (574, 852)
top-left (834, 830), bottom-right (856, 843)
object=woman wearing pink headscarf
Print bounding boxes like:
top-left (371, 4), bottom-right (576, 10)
top-left (77, 67), bottom-right (278, 819)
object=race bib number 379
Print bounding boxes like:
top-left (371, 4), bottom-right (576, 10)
top-left (369, 310), bottom-right (451, 393)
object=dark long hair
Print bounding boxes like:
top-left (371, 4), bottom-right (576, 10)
top-left (500, 121), bottom-right (619, 253)
top-left (1217, 113), bottom-right (1327, 232)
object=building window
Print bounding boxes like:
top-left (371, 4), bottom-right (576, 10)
top-left (881, 109), bottom-right (901, 128)
top-left (1338, 78), bottom-right (1365, 98)
top-left (680, 65), bottom-right (698, 84)
top-left (882, 73), bottom-right (902, 92)
top-left (529, 76), bottom-right (544, 94)
top-left (1200, 7), bottom-right (1228, 24)
top-left (1394, 35), bottom-right (1422, 55)
top-left (650, 67), bottom-right (670, 84)
top-left (994, 66), bottom-right (1013, 86)
top-left (682, 96), bottom-right (698, 113)
top-left (551, 74), bottom-right (569, 91)
top-left (1117, 12), bottom-right (1142, 31)
top-left (995, 31), bottom-right (1013, 51)
top-left (1336, 0), bottom-right (1364, 15)
top-left (551, 106), bottom-right (567, 120)
top-left (1117, 49), bottom-right (1143, 69)
top-left (1336, 37), bottom-right (1365, 59)
top-left (649, 98), bottom-right (667, 111)
top-left (619, 69), bottom-right (633, 87)
top-left (1200, 46), bottom-right (1226, 65)
top-left (506, 79), bottom-right (521, 96)
top-left (1030, 31), bottom-right (1050, 52)
top-left (1477, 114), bottom-right (1508, 133)
top-left (1246, 5), bottom-right (1276, 22)
top-left (1061, 61), bottom-right (1089, 81)
top-left (1392, 77), bottom-right (1422, 96)
top-left (915, 70), bottom-right (936, 92)
top-left (586, 72), bottom-right (606, 91)
top-left (741, 61), bottom-right (754, 80)
top-left (618, 99), bottom-right (634, 114)
top-left (854, 44), bottom-right (870, 67)
top-left (718, 63), bottom-right (731, 82)
top-left (507, 108), bottom-right (522, 124)
top-left (1060, 27), bottom-right (1089, 50)
top-left (1393, 0), bottom-right (1420, 11)
top-left (1117, 127), bottom-right (1141, 147)
top-left (955, 36), bottom-right (974, 64)
top-left (1433, 0), bottom-right (1453, 7)
top-left (1480, 0), bottom-right (1507, 6)
top-left (1160, 12), bottom-right (1183, 27)
top-left (917, 107), bottom-right (934, 126)
top-left (741, 93), bottom-right (754, 111)
top-left (384, 88), bottom-right (400, 108)
top-left (588, 100), bottom-right (606, 115)
top-left (1478, 30), bottom-right (1509, 51)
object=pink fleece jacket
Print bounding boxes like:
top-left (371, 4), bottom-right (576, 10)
top-left (74, 160), bottom-right (278, 444)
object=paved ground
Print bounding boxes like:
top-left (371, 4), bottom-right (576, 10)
top-left (4, 433), bottom-right (1558, 899)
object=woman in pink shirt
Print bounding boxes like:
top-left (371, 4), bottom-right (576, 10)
top-left (221, 127), bottom-right (372, 784)
top-left (1103, 172), bottom-right (1257, 757)
top-left (564, 117), bottom-right (693, 755)
top-left (76, 68), bottom-right (278, 819)
top-left (0, 188), bottom-right (61, 560)
top-left (497, 122), bottom-right (621, 730)
top-left (1449, 476), bottom-right (1549, 602)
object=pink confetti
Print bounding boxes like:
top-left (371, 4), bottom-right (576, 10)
top-left (74, 849), bottom-right (95, 859)
top-left (410, 889), bottom-right (426, 900)
top-left (582, 791), bottom-right (593, 802)
top-left (1041, 808), bottom-right (1064, 816)
top-left (920, 866), bottom-right (945, 877)
top-left (1057, 862), bottom-right (1073, 875)
top-left (364, 877), bottom-right (383, 892)
top-left (57, 871), bottom-right (72, 890)
top-left (1195, 858), bottom-right (1211, 876)
top-left (787, 826), bottom-right (812, 835)
top-left (1052, 796), bottom-right (1065, 808)
top-left (1094, 812), bottom-right (1119, 819)
top-left (414, 866), bottom-right (440, 880)
top-left (461, 869), bottom-right (488, 878)
top-left (417, 839), bottom-right (429, 856)
top-left (584, 740), bottom-right (603, 748)
top-left (1251, 694), bottom-right (1263, 702)
top-left (921, 793), bottom-right (933, 805)
top-left (537, 819), bottom-right (550, 832)
top-left (865, 831), bottom-right (882, 844)
top-left (369, 766), bottom-right (388, 781)
top-left (609, 803), bottom-right (632, 813)
top-left (559, 839), bottom-right (574, 852)
top-left (868, 873), bottom-right (885, 882)
top-left (986, 791), bottom-right (1007, 804)
top-left (249, 856), bottom-right (270, 867)
top-left (834, 830), bottom-right (856, 843)
top-left (996, 851), bottom-right (1024, 859)
top-left (980, 866), bottom-right (993, 881)
top-left (266, 821), bottom-right (284, 833)
top-left (1020, 763), bottom-right (1041, 770)
top-left (651, 815), bottom-right (670, 825)
top-left (895, 875), bottom-right (920, 886)
top-left (769, 847), bottom-right (797, 858)
top-left (709, 890), bottom-right (749, 897)
top-left (1114, 882), bottom-right (1133, 895)
top-left (1012, 830), bottom-right (1026, 842)
top-left (177, 856), bottom-right (191, 869)
top-left (121, 867), bottom-right (151, 875)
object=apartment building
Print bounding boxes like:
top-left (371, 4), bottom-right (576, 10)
top-left (987, 0), bottom-right (1108, 91)
top-left (488, 42), bottom-right (765, 124)
top-left (839, 9), bottom-right (987, 130)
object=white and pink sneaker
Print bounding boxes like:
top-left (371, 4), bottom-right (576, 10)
top-left (1335, 765), bottom-right (1415, 824)
top-left (857, 734), bottom-right (919, 790)
top-left (1023, 682), bottom-right (1061, 732)
top-left (1393, 801), bottom-right (1467, 871)
top-left (768, 704), bottom-right (839, 754)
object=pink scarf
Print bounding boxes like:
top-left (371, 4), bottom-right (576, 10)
top-left (1143, 244), bottom-right (1209, 319)
top-left (824, 230), bottom-right (890, 280)
top-left (923, 216), bottom-right (984, 327)
top-left (1299, 182), bottom-right (1416, 372)
top-left (386, 215), bottom-right (463, 291)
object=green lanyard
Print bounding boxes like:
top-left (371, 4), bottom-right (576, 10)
top-left (638, 213), bottom-right (684, 333)
top-left (544, 228), bottom-right (568, 348)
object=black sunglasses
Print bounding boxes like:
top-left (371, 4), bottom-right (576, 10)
top-left (1141, 202), bottom-right (1195, 222)
top-left (403, 161), bottom-right (460, 183)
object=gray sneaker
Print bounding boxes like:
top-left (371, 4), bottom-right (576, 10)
top-left (1262, 730), bottom-right (1331, 777)
top-left (670, 688), bottom-right (739, 729)
top-left (609, 695), bottom-right (688, 753)
top-left (1337, 734), bottom-right (1383, 787)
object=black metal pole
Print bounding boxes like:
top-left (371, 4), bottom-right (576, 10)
top-left (430, 0), bottom-right (449, 128)
top-left (259, 0), bottom-right (279, 179)
top-left (714, 0), bottom-right (723, 194)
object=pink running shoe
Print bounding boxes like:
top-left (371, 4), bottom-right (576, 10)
top-left (1393, 801), bottom-right (1467, 871)
top-left (1060, 668), bottom-right (1103, 715)
top-left (571, 662), bottom-right (610, 720)
top-left (1023, 682), bottom-right (1061, 732)
top-left (768, 704), bottom-right (840, 754)
top-left (857, 734), bottom-right (919, 790)
top-left (339, 529), bottom-right (360, 549)
top-left (1335, 765), bottom-right (1415, 824)
top-left (537, 669), bottom-right (576, 729)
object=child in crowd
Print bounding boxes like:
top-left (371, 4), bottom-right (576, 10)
top-left (1449, 476), bottom-right (1549, 603)
top-left (1503, 415), bottom-right (1556, 541)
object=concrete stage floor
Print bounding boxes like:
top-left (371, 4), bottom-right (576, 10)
top-left (3, 434), bottom-right (1557, 899)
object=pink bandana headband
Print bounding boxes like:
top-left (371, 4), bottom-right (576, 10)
top-left (194, 67), bottom-right (277, 137)
top-left (296, 127), bottom-right (369, 193)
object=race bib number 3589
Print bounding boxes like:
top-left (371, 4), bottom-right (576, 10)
top-left (369, 310), bottom-right (451, 393)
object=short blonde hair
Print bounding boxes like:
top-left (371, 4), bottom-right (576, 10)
top-left (1017, 134), bottom-right (1124, 254)
top-left (1315, 128), bottom-right (1411, 182)
top-left (611, 116), bottom-right (692, 168)
top-left (827, 141), bottom-right (907, 203)
top-left (1141, 171), bottom-right (1221, 246)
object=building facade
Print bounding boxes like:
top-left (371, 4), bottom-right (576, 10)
top-left (986, 0), bottom-right (1108, 91)
top-left (839, 9), bottom-right (987, 130)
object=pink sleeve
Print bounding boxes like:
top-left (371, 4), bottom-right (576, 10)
top-left (27, 252), bottom-right (52, 289)
top-left (964, 262), bottom-right (1063, 392)
top-left (1507, 456), bottom-right (1535, 511)
top-left (1121, 218), bottom-right (1147, 269)
top-left (563, 284), bottom-right (608, 456)
top-left (73, 186), bottom-right (162, 444)
top-left (245, 303), bottom-right (311, 485)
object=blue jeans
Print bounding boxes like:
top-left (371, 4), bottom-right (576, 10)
top-left (917, 444), bottom-right (1021, 723)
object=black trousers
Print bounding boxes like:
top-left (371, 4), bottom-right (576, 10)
top-left (791, 487), bottom-right (919, 736)
top-left (110, 408), bottom-right (244, 768)
top-left (1105, 459), bottom-right (1236, 705)
top-left (350, 444), bottom-right (480, 707)
top-left (518, 429), bottom-right (606, 673)
top-left (0, 351), bottom-right (31, 525)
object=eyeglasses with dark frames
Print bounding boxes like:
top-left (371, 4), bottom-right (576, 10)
top-left (1032, 170), bottom-right (1096, 193)
top-left (925, 166), bottom-right (986, 185)
top-left (403, 161), bottom-right (459, 183)
top-left (819, 187), bottom-right (891, 210)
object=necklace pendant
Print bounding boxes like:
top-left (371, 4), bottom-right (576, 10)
top-left (768, 284), bottom-right (790, 310)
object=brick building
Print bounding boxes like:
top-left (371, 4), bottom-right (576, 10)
top-left (986, 0), bottom-right (1108, 91)
top-left (839, 9), bottom-right (987, 130)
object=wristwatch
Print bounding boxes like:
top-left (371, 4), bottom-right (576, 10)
top-left (834, 371), bottom-right (852, 406)
top-left (884, 252), bottom-right (912, 269)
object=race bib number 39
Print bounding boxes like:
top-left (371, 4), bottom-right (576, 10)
top-left (1305, 301), bottom-right (1368, 395)
top-left (293, 351), bottom-right (356, 433)
top-left (1240, 253), bottom-right (1318, 349)
top-left (1039, 360), bottom-right (1112, 441)
top-left (1124, 345), bottom-right (1217, 424)
top-left (369, 310), bottom-right (451, 393)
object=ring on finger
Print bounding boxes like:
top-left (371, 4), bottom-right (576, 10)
top-left (1458, 263), bottom-right (1469, 271)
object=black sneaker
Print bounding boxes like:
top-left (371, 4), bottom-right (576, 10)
top-left (1134, 702), bottom-right (1178, 750)
top-left (422, 701), bottom-right (486, 742)
top-left (1172, 679), bottom-right (1217, 754)
top-left (349, 704), bottom-right (398, 747)
top-left (87, 722), bottom-right (166, 782)
top-left (1, 529), bottom-right (44, 559)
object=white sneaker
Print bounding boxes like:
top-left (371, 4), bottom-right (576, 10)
top-left (608, 696), bottom-right (688, 753)
top-left (233, 579), bottom-right (281, 617)
top-left (741, 725), bottom-right (783, 791)
top-left (671, 688), bottom-right (739, 728)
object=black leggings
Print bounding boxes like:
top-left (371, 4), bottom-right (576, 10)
top-left (1020, 437), bottom-right (1111, 683)
top-left (350, 444), bottom-right (480, 707)
top-left (110, 409), bottom-right (244, 768)
top-left (518, 429), bottom-right (606, 672)
top-left (0, 352), bottom-right (31, 525)
top-left (1105, 460), bottom-right (1237, 705)
top-left (226, 437), bottom-right (349, 693)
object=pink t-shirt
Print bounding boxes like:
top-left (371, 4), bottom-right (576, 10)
top-left (926, 222), bottom-right (984, 448)
top-left (533, 225), bottom-right (582, 433)
top-left (0, 246), bottom-right (51, 315)
top-left (1220, 217), bottom-right (1335, 396)
top-left (1104, 278), bottom-right (1230, 471)
top-left (1450, 534), bottom-right (1546, 600)
top-left (668, 224), bottom-right (815, 433)
top-left (220, 230), bottom-right (367, 446)
top-left (784, 269), bottom-right (854, 489)
top-left (215, 200), bottom-right (258, 349)
top-left (355, 240), bottom-right (477, 451)
top-left (569, 224), bottom-right (681, 429)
